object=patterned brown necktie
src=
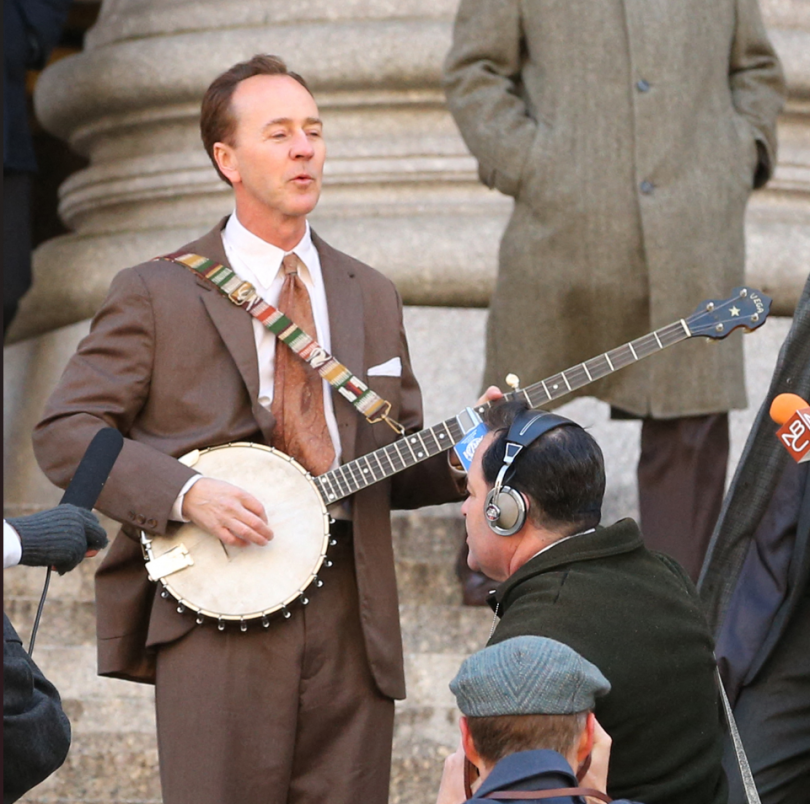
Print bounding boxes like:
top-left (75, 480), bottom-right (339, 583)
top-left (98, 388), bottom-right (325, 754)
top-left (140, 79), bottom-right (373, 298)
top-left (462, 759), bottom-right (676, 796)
top-left (270, 253), bottom-right (335, 475)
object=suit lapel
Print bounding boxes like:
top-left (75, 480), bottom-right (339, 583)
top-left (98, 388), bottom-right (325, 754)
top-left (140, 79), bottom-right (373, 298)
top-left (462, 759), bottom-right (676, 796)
top-left (177, 219), bottom-right (275, 441)
top-left (315, 230), bottom-right (364, 463)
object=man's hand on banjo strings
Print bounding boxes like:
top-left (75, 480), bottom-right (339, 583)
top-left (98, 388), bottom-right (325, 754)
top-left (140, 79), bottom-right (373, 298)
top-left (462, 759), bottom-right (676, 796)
top-left (183, 478), bottom-right (273, 547)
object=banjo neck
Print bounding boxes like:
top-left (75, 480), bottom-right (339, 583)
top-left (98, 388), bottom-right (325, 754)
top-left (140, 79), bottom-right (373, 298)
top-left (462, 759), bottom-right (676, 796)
top-left (312, 286), bottom-right (769, 506)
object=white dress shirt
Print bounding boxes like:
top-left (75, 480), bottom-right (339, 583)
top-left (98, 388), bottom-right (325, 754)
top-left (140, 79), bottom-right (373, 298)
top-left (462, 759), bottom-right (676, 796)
top-left (171, 214), bottom-right (342, 521)
top-left (4, 521), bottom-right (22, 569)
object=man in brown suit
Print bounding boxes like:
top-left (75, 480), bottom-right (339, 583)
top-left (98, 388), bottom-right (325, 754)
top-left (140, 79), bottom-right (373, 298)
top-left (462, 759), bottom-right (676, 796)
top-left (33, 55), bottom-right (463, 804)
top-left (443, 0), bottom-right (785, 589)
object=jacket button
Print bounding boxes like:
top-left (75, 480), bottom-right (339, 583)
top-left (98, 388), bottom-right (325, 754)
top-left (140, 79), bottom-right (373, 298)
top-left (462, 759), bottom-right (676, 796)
top-left (640, 180), bottom-right (655, 195)
top-left (128, 511), bottom-right (136, 520)
top-left (135, 514), bottom-right (146, 526)
top-left (636, 79), bottom-right (651, 92)
top-left (146, 518), bottom-right (158, 529)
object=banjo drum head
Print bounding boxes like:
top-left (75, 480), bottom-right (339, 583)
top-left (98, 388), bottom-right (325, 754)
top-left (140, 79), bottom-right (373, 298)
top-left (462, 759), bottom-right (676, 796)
top-left (143, 443), bottom-right (330, 620)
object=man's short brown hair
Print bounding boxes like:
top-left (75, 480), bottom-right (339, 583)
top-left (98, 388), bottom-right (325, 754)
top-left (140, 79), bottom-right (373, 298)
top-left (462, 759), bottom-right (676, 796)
top-left (200, 54), bottom-right (311, 185)
top-left (467, 712), bottom-right (588, 765)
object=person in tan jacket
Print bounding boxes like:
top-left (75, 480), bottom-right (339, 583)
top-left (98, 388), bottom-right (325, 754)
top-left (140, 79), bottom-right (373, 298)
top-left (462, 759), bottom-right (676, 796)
top-left (443, 0), bottom-right (785, 593)
top-left (33, 55), bottom-right (463, 804)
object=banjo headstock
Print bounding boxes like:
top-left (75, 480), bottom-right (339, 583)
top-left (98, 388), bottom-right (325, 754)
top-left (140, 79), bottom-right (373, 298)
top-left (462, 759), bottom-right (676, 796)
top-left (687, 286), bottom-right (772, 339)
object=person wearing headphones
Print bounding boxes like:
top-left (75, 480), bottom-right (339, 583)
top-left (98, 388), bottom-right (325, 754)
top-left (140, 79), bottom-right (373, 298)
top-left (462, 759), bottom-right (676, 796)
top-left (461, 400), bottom-right (726, 804)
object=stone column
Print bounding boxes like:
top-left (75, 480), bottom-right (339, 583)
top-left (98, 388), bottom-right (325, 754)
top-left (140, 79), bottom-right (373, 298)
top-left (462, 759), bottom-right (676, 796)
top-left (7, 0), bottom-right (507, 345)
top-left (750, 1), bottom-right (810, 312)
top-left (5, 0), bottom-right (809, 348)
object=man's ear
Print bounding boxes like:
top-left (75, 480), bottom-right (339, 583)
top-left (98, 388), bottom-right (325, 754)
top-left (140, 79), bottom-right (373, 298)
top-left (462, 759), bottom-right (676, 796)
top-left (575, 711), bottom-right (596, 766)
top-left (459, 716), bottom-right (482, 770)
top-left (213, 142), bottom-right (240, 185)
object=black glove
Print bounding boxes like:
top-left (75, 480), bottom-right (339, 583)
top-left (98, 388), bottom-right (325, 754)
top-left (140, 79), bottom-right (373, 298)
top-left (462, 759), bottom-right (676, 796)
top-left (8, 505), bottom-right (109, 575)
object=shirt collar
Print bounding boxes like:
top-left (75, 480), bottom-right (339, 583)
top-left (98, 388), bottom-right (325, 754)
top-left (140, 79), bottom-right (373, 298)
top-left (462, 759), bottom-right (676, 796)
top-left (528, 528), bottom-right (596, 562)
top-left (475, 750), bottom-right (576, 798)
top-left (223, 213), bottom-right (317, 290)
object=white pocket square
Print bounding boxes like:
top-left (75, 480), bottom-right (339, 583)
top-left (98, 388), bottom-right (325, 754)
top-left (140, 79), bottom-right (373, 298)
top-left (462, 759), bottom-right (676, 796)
top-left (367, 357), bottom-right (402, 377)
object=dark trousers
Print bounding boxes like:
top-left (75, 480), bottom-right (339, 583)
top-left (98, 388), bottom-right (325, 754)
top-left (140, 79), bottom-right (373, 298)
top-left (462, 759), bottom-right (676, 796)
top-left (638, 413), bottom-right (729, 581)
top-left (154, 534), bottom-right (395, 804)
top-left (724, 587), bottom-right (810, 804)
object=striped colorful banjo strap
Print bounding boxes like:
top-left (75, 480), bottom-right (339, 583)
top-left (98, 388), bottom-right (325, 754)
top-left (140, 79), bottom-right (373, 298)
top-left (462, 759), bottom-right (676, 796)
top-left (156, 250), bottom-right (404, 434)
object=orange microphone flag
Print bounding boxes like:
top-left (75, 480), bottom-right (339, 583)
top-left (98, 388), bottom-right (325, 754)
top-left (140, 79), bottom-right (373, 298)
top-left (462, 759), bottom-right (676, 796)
top-left (771, 393), bottom-right (810, 463)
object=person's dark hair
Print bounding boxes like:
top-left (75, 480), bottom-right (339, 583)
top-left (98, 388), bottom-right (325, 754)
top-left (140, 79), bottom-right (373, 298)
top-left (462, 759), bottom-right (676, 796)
top-left (482, 401), bottom-right (605, 534)
top-left (200, 54), bottom-right (311, 185)
top-left (467, 712), bottom-right (588, 765)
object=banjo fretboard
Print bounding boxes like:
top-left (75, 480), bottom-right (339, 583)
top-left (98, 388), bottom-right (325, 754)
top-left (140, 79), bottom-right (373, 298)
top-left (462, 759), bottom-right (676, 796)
top-left (313, 285), bottom-right (768, 505)
top-left (313, 319), bottom-right (692, 505)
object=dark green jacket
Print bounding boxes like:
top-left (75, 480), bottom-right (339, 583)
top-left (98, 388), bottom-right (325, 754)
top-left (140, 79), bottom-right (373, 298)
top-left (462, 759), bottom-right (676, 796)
top-left (489, 519), bottom-right (727, 804)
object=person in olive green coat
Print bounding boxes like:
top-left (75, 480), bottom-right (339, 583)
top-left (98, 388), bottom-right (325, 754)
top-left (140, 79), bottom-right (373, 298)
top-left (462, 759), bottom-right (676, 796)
top-left (461, 401), bottom-right (726, 804)
top-left (444, 0), bottom-right (786, 582)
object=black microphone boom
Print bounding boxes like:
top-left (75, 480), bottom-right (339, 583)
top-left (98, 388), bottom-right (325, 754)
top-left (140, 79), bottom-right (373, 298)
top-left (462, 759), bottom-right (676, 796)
top-left (30, 427), bottom-right (123, 655)
top-left (59, 427), bottom-right (124, 509)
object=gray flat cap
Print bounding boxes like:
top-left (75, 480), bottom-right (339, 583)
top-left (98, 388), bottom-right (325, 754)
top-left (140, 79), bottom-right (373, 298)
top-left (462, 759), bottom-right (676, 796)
top-left (450, 636), bottom-right (611, 717)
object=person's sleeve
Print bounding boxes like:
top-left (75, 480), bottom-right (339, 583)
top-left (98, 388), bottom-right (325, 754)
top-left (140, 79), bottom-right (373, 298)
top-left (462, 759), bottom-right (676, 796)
top-left (4, 521), bottom-right (22, 569)
top-left (442, 0), bottom-right (538, 198)
top-left (32, 268), bottom-right (197, 535)
top-left (729, 0), bottom-right (787, 187)
top-left (389, 292), bottom-right (466, 510)
top-left (15, 0), bottom-right (74, 70)
top-left (3, 614), bottom-right (71, 802)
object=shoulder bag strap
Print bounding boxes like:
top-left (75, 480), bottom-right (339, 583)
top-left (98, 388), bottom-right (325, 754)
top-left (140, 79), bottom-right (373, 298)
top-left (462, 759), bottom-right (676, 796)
top-left (716, 665), bottom-right (762, 804)
top-left (480, 787), bottom-right (611, 801)
top-left (158, 251), bottom-right (404, 435)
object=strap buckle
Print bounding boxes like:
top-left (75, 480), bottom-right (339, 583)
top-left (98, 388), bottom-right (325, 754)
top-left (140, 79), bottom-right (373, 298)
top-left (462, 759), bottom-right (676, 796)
top-left (365, 400), bottom-right (405, 436)
top-left (228, 280), bottom-right (258, 306)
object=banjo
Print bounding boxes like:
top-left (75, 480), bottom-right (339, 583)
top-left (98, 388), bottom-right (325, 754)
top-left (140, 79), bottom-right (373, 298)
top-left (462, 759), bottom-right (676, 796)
top-left (142, 287), bottom-right (770, 629)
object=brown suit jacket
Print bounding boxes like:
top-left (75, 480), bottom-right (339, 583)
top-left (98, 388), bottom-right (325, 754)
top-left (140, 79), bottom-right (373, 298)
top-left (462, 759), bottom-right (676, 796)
top-left (33, 219), bottom-right (462, 700)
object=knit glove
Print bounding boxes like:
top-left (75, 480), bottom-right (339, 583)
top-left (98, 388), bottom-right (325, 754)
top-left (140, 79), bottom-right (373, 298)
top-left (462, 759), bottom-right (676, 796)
top-left (8, 505), bottom-right (109, 575)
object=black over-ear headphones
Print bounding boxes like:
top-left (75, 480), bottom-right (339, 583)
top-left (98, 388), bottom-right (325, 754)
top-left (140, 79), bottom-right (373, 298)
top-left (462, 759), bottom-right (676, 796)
top-left (484, 409), bottom-right (581, 536)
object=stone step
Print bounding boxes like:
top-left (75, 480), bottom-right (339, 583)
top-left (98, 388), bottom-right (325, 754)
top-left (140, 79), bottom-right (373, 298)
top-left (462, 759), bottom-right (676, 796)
top-left (17, 732), bottom-right (161, 803)
top-left (5, 597), bottom-right (96, 646)
top-left (400, 603), bottom-right (494, 655)
top-left (18, 738), bottom-right (448, 804)
top-left (8, 515), bottom-right (477, 803)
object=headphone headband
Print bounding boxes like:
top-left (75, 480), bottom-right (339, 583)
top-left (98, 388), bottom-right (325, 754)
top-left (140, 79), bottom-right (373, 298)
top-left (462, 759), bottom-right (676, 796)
top-left (484, 409), bottom-right (581, 536)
